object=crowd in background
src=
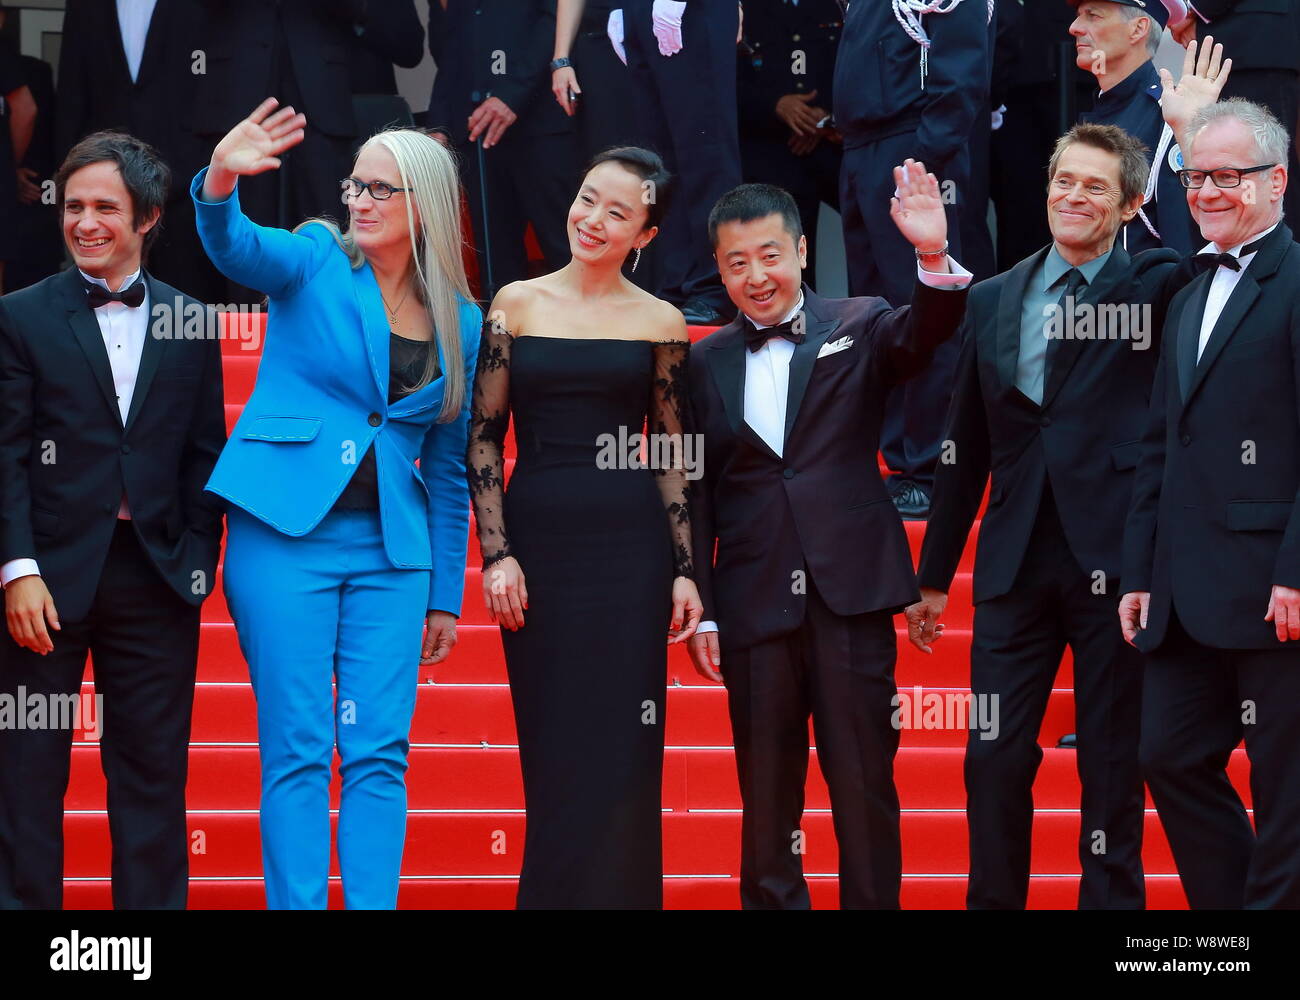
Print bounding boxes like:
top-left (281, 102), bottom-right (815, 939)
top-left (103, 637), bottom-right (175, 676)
top-left (0, 0), bottom-right (1298, 511)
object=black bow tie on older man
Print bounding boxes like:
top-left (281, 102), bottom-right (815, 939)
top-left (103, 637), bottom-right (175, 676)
top-left (1194, 234), bottom-right (1270, 273)
top-left (84, 277), bottom-right (146, 309)
top-left (744, 316), bottom-right (806, 353)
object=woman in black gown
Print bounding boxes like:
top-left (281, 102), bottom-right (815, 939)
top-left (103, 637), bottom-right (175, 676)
top-left (466, 147), bottom-right (702, 908)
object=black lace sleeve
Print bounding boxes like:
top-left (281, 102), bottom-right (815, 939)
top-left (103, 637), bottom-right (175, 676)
top-left (466, 316), bottom-right (513, 569)
top-left (649, 340), bottom-right (695, 580)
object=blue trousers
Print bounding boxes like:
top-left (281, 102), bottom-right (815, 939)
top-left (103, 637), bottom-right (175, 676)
top-left (223, 507), bottom-right (429, 909)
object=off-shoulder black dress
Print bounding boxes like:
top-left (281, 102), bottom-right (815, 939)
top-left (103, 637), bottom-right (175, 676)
top-left (466, 320), bottom-right (694, 909)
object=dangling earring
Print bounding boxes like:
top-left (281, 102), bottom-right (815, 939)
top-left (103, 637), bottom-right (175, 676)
top-left (632, 245), bottom-right (642, 273)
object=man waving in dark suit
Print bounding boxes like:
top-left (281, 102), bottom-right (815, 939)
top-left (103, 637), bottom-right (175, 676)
top-left (1120, 96), bottom-right (1300, 909)
top-left (687, 164), bottom-right (971, 909)
top-left (0, 132), bottom-right (226, 909)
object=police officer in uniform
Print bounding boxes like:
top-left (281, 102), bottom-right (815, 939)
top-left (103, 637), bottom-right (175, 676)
top-left (1070, 0), bottom-right (1200, 255)
top-left (736, 0), bottom-right (843, 291)
top-left (832, 0), bottom-right (991, 518)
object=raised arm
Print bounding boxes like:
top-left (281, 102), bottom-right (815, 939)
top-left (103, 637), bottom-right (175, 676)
top-left (191, 98), bottom-right (329, 298)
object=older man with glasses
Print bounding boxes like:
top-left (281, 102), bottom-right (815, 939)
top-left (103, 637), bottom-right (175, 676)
top-left (1121, 95), bottom-right (1300, 909)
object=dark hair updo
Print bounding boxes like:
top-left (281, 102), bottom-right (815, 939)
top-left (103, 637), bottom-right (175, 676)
top-left (583, 146), bottom-right (673, 231)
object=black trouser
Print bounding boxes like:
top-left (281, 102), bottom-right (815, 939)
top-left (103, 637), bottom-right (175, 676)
top-left (1218, 68), bottom-right (1300, 225)
top-left (1141, 606), bottom-right (1300, 909)
top-left (841, 133), bottom-right (966, 491)
top-left (456, 129), bottom-right (580, 304)
top-left (966, 485), bottom-right (1145, 909)
top-left (623, 0), bottom-right (741, 311)
top-left (740, 136), bottom-right (841, 292)
top-left (0, 521), bottom-right (201, 910)
top-left (721, 577), bottom-right (901, 910)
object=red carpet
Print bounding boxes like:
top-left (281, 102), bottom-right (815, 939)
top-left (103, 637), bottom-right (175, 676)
top-left (61, 315), bottom-right (1250, 908)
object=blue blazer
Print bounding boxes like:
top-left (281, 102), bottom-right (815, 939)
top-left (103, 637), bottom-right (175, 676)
top-left (191, 168), bottom-right (481, 615)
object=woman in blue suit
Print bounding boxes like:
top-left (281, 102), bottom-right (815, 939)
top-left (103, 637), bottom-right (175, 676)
top-left (192, 99), bottom-right (481, 909)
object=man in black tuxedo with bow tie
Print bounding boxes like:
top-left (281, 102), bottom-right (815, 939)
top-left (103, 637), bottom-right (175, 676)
top-left (686, 166), bottom-right (971, 909)
top-left (1120, 97), bottom-right (1300, 909)
top-left (0, 132), bottom-right (226, 909)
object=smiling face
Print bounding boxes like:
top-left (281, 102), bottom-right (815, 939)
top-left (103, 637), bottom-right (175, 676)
top-left (62, 161), bottom-right (158, 289)
top-left (1047, 141), bottom-right (1140, 260)
top-left (1186, 119), bottom-right (1287, 251)
top-left (1070, 2), bottom-right (1145, 77)
top-left (567, 160), bottom-right (656, 267)
top-left (346, 143), bottom-right (417, 258)
top-left (713, 213), bottom-right (807, 327)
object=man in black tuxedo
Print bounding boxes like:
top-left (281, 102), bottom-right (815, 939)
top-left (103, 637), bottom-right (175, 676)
top-left (1120, 98), bottom-right (1300, 909)
top-left (428, 0), bottom-right (578, 303)
top-left (906, 109), bottom-right (1221, 905)
top-left (686, 170), bottom-right (971, 909)
top-left (0, 132), bottom-right (226, 909)
top-left (57, 0), bottom-right (222, 302)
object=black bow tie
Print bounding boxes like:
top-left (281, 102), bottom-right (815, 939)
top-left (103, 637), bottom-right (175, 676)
top-left (745, 317), bottom-right (805, 353)
top-left (84, 277), bottom-right (145, 309)
top-left (1194, 234), bottom-right (1270, 273)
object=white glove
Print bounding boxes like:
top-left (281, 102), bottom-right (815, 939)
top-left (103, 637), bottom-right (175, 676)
top-left (991, 104), bottom-right (1006, 131)
top-left (652, 0), bottom-right (687, 57)
top-left (608, 8), bottom-right (627, 66)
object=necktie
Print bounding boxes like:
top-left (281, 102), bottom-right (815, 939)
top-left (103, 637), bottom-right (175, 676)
top-left (1044, 266), bottom-right (1086, 386)
top-left (745, 317), bottom-right (805, 353)
top-left (1194, 233), bottom-right (1270, 273)
top-left (84, 277), bottom-right (146, 309)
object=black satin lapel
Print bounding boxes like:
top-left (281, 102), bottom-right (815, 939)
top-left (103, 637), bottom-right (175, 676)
top-left (996, 251), bottom-right (1040, 391)
top-left (782, 313), bottom-right (842, 444)
top-left (1177, 277), bottom-right (1210, 402)
top-left (1185, 273), bottom-right (1261, 408)
top-left (707, 327), bottom-right (747, 439)
top-left (65, 283), bottom-right (123, 426)
top-left (124, 279), bottom-right (170, 432)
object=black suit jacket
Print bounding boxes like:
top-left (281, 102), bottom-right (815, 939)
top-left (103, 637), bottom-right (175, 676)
top-left (426, 0), bottom-right (572, 142)
top-left (918, 244), bottom-right (1193, 601)
top-left (55, 0), bottom-right (199, 170)
top-left (1123, 223), bottom-right (1300, 650)
top-left (1191, 0), bottom-right (1300, 73)
top-left (0, 268), bottom-right (227, 622)
top-left (688, 281), bottom-right (968, 650)
top-left (190, 0), bottom-right (362, 139)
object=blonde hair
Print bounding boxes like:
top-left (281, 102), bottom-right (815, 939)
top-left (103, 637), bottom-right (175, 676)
top-left (298, 128), bottom-right (472, 422)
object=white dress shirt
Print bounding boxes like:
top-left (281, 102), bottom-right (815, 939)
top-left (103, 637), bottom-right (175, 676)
top-left (695, 257), bottom-right (973, 636)
top-left (117, 0), bottom-right (159, 83)
top-left (1196, 223), bottom-right (1279, 363)
top-left (1, 269), bottom-right (150, 588)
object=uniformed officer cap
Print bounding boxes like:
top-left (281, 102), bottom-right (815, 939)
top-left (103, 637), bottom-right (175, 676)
top-left (1067, 0), bottom-right (1189, 31)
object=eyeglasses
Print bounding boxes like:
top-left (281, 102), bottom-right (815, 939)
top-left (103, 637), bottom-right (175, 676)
top-left (340, 177), bottom-right (411, 202)
top-left (1176, 164), bottom-right (1277, 189)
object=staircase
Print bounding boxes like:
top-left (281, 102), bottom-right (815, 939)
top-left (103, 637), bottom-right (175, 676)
top-left (62, 313), bottom-right (1249, 908)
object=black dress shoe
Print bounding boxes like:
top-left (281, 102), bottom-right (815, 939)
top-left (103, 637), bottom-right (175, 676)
top-left (1057, 732), bottom-right (1077, 749)
top-left (891, 480), bottom-right (930, 519)
top-left (681, 298), bottom-right (728, 326)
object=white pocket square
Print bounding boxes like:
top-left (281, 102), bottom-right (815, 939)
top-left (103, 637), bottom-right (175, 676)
top-left (817, 336), bottom-right (854, 358)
